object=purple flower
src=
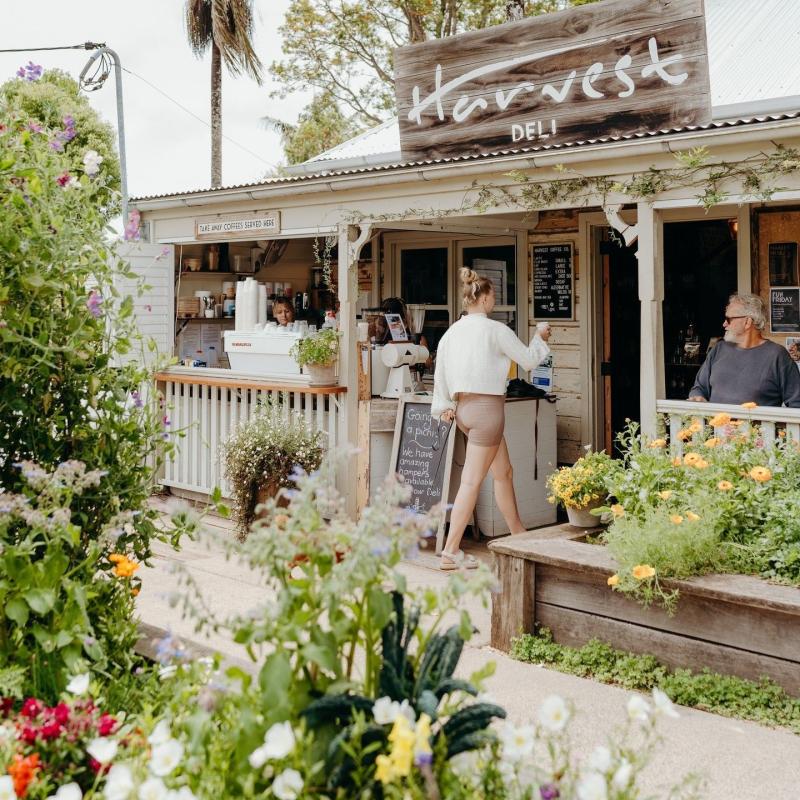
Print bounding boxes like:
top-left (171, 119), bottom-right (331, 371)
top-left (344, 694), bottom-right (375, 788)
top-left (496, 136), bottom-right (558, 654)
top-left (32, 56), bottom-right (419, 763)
top-left (132, 390), bottom-right (143, 408)
top-left (49, 139), bottom-right (63, 151)
top-left (86, 289), bottom-right (103, 318)
top-left (162, 416), bottom-right (170, 427)
top-left (26, 122), bottom-right (42, 134)
top-left (123, 209), bottom-right (141, 242)
top-left (414, 752), bottom-right (433, 767)
top-left (540, 785), bottom-right (560, 800)
top-left (17, 62), bottom-right (42, 82)
top-left (62, 115), bottom-right (76, 142)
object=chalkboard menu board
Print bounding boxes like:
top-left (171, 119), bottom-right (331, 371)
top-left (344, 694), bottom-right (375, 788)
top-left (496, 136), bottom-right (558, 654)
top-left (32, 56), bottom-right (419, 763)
top-left (770, 288), bottom-right (800, 333)
top-left (532, 244), bottom-right (573, 320)
top-left (768, 242), bottom-right (798, 286)
top-left (390, 395), bottom-right (456, 553)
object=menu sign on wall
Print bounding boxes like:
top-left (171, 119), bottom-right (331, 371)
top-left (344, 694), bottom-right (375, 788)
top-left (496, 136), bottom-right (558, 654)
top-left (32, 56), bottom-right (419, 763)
top-left (532, 244), bottom-right (573, 320)
top-left (394, 0), bottom-right (711, 161)
top-left (770, 288), bottom-right (800, 333)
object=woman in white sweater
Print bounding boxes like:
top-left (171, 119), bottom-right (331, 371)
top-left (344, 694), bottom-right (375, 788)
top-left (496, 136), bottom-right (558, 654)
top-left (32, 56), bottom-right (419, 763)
top-left (432, 268), bottom-right (551, 569)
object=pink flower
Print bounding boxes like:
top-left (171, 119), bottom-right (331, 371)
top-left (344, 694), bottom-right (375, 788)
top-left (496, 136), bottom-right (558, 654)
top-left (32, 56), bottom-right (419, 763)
top-left (97, 713), bottom-right (117, 736)
top-left (53, 702), bottom-right (71, 725)
top-left (17, 62), bottom-right (43, 81)
top-left (56, 172), bottom-right (72, 187)
top-left (123, 209), bottom-right (141, 242)
top-left (40, 721), bottom-right (62, 740)
top-left (21, 698), bottom-right (43, 719)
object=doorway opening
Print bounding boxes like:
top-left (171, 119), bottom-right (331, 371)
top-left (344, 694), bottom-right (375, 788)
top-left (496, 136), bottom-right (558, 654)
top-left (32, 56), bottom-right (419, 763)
top-left (663, 220), bottom-right (738, 399)
top-left (600, 229), bottom-right (640, 455)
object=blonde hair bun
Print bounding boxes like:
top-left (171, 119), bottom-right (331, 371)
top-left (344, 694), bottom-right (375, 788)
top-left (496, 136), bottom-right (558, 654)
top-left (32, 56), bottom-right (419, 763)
top-left (459, 267), bottom-right (478, 285)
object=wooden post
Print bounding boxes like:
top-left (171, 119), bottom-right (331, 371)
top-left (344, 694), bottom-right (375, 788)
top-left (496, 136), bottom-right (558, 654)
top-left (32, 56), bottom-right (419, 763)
top-left (356, 342), bottom-right (371, 516)
top-left (636, 203), bottom-right (665, 439)
top-left (338, 223), bottom-right (372, 517)
top-left (491, 552), bottom-right (535, 651)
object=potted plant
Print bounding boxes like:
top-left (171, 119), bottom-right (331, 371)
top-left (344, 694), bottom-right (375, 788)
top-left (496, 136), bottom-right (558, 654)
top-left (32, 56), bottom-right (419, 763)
top-left (290, 328), bottom-right (340, 385)
top-left (547, 449), bottom-right (617, 527)
top-left (222, 410), bottom-right (324, 539)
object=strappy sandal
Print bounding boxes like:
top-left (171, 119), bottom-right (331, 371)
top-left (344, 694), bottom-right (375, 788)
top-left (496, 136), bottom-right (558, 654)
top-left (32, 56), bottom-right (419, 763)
top-left (440, 550), bottom-right (479, 571)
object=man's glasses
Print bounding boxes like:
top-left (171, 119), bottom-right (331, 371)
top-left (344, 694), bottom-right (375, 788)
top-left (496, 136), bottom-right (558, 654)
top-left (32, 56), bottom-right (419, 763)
top-left (724, 315), bottom-right (748, 324)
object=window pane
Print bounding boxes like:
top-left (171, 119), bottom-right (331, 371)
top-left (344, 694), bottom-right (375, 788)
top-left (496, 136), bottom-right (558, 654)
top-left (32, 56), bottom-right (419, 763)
top-left (401, 248), bottom-right (448, 304)
top-left (461, 245), bottom-right (516, 306)
top-left (418, 309), bottom-right (450, 354)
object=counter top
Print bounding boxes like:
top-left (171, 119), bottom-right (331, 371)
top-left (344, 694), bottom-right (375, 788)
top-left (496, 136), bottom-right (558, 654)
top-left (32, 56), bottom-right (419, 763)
top-left (154, 367), bottom-right (346, 395)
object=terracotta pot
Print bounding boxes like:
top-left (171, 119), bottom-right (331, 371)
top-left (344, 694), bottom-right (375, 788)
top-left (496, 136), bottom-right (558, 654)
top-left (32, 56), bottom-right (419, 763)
top-left (565, 500), bottom-right (603, 528)
top-left (306, 362), bottom-right (337, 385)
top-left (255, 480), bottom-right (289, 518)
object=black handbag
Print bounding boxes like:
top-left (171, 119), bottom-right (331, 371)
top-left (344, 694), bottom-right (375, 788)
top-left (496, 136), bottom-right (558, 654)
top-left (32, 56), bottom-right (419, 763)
top-left (506, 378), bottom-right (554, 400)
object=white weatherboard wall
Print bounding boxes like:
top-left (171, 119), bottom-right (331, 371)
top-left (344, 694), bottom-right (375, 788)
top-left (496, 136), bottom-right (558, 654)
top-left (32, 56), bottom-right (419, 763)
top-left (116, 242), bottom-right (174, 365)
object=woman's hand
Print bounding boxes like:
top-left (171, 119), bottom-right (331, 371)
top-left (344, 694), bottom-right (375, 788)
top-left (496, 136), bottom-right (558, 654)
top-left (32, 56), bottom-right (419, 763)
top-left (440, 409), bottom-right (455, 423)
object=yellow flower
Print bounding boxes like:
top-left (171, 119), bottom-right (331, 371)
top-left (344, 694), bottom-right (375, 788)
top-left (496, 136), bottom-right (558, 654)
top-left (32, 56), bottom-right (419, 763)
top-left (375, 755), bottom-right (395, 785)
top-left (677, 428), bottom-right (693, 441)
top-left (414, 714), bottom-right (432, 761)
top-left (688, 421), bottom-right (702, 433)
top-left (108, 553), bottom-right (125, 564)
top-left (670, 514), bottom-right (684, 525)
top-left (648, 439), bottom-right (666, 449)
top-left (704, 437), bottom-right (720, 448)
top-left (686, 511), bottom-right (700, 522)
top-left (607, 574), bottom-right (620, 587)
top-left (657, 490), bottom-right (673, 500)
top-left (749, 466), bottom-right (772, 482)
top-left (729, 420), bottom-right (744, 428)
top-left (717, 480), bottom-right (733, 491)
top-left (709, 413), bottom-right (732, 427)
top-left (632, 564), bottom-right (656, 580)
top-left (387, 716), bottom-right (415, 778)
top-left (741, 401), bottom-right (757, 409)
top-left (683, 452), bottom-right (701, 466)
top-left (672, 456), bottom-right (682, 467)
top-left (693, 458), bottom-right (709, 470)
top-left (610, 504), bottom-right (625, 518)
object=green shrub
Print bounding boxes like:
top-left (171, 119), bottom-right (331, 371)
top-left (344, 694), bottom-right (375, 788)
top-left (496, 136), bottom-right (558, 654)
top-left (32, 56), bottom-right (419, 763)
top-left (290, 327), bottom-right (340, 367)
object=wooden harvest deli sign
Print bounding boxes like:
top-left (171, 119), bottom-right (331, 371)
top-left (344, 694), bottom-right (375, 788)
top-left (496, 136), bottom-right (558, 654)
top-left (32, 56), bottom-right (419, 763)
top-left (195, 210), bottom-right (280, 239)
top-left (394, 0), bottom-right (711, 161)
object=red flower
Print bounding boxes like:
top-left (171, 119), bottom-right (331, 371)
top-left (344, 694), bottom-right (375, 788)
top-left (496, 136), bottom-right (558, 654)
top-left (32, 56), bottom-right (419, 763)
top-left (56, 172), bottom-right (71, 187)
top-left (0, 697), bottom-right (14, 716)
top-left (97, 713), bottom-right (117, 736)
top-left (40, 720), bottom-right (62, 740)
top-left (53, 702), bottom-right (71, 725)
top-left (20, 725), bottom-right (38, 744)
top-left (21, 698), bottom-right (43, 719)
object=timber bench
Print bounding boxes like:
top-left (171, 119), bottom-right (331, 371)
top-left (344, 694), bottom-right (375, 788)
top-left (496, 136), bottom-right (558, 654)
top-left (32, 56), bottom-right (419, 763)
top-left (488, 525), bottom-right (800, 694)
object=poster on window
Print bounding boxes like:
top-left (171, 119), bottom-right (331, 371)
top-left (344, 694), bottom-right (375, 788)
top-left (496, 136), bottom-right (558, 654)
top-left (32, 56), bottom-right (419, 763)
top-left (769, 242), bottom-right (798, 286)
top-left (770, 287), bottom-right (800, 332)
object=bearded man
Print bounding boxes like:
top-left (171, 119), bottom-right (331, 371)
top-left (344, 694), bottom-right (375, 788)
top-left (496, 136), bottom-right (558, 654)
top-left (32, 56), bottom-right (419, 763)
top-left (688, 293), bottom-right (800, 407)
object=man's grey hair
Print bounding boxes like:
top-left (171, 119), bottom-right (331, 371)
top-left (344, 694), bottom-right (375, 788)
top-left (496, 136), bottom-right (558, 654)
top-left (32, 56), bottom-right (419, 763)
top-left (729, 293), bottom-right (767, 330)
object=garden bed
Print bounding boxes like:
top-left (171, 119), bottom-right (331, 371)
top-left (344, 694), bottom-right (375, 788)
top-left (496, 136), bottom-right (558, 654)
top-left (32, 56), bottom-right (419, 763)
top-left (489, 525), bottom-right (800, 694)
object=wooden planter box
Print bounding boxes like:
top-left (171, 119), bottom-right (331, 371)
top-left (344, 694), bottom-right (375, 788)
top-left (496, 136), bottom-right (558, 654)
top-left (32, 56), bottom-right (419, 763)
top-left (489, 526), bottom-right (800, 694)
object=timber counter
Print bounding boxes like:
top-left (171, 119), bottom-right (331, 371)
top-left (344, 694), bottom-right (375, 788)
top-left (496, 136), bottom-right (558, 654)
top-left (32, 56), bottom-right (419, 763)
top-left (369, 395), bottom-right (558, 536)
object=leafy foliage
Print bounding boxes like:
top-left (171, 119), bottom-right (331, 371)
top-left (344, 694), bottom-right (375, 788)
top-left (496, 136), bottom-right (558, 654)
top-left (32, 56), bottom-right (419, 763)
top-left (512, 629), bottom-right (800, 734)
top-left (290, 327), bottom-right (340, 367)
top-left (546, 448), bottom-right (618, 509)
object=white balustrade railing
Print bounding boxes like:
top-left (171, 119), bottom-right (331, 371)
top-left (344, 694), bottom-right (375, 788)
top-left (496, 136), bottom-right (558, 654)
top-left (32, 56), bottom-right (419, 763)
top-left (656, 399), bottom-right (800, 454)
top-left (155, 369), bottom-right (346, 498)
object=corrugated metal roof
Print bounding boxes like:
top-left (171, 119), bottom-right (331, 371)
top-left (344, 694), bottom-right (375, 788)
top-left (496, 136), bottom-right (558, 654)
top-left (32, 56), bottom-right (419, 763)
top-left (132, 0), bottom-right (800, 202)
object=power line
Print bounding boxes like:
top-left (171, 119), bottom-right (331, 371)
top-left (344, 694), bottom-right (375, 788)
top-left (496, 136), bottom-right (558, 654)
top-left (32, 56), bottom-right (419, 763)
top-left (0, 42), bottom-right (104, 53)
top-left (121, 66), bottom-right (278, 170)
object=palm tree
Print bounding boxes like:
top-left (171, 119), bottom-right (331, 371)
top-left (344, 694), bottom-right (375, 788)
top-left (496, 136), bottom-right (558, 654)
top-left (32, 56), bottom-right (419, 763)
top-left (185, 0), bottom-right (262, 188)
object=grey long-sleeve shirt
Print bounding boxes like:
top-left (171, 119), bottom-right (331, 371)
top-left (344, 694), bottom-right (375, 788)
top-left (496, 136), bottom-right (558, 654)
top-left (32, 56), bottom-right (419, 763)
top-left (689, 339), bottom-right (800, 407)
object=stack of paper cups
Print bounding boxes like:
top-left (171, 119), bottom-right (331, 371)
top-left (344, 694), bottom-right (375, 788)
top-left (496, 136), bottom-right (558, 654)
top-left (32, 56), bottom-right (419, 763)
top-left (357, 321), bottom-right (369, 342)
top-left (257, 283), bottom-right (267, 326)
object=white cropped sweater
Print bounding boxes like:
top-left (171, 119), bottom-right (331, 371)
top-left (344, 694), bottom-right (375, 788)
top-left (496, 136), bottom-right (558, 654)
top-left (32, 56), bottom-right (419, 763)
top-left (431, 313), bottom-right (550, 419)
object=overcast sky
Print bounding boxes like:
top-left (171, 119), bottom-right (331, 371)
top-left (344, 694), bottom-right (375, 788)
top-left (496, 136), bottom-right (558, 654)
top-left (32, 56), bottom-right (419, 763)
top-left (0, 0), bottom-right (309, 198)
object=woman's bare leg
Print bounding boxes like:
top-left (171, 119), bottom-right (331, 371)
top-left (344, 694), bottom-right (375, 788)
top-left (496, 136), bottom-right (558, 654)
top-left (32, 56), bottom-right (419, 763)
top-left (443, 440), bottom-right (499, 555)
top-left (490, 437), bottom-right (525, 534)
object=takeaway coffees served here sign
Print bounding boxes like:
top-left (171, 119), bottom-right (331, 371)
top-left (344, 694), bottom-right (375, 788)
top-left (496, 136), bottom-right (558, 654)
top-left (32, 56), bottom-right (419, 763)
top-left (394, 0), bottom-right (711, 161)
top-left (195, 210), bottom-right (280, 239)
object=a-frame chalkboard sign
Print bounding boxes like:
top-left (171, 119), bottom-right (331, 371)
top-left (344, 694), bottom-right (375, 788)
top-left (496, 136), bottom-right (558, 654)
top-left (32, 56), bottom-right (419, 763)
top-left (389, 393), bottom-right (456, 554)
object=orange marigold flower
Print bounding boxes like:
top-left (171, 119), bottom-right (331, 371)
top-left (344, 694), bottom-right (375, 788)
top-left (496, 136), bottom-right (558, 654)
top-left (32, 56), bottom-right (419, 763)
top-left (632, 564), bottom-right (656, 580)
top-left (108, 553), bottom-right (125, 563)
top-left (670, 514), bottom-right (684, 525)
top-left (686, 511), bottom-right (700, 522)
top-left (658, 490), bottom-right (673, 500)
top-left (709, 413), bottom-right (732, 427)
top-left (9, 752), bottom-right (40, 797)
top-left (741, 401), bottom-right (757, 409)
top-left (648, 439), bottom-right (667, 449)
top-left (729, 420), bottom-right (744, 428)
top-left (704, 437), bottom-right (720, 448)
top-left (717, 480), bottom-right (733, 491)
top-left (688, 421), bottom-right (702, 433)
top-left (677, 428), bottom-right (693, 441)
top-left (607, 574), bottom-right (620, 587)
top-left (672, 456), bottom-right (682, 467)
top-left (693, 458), bottom-right (710, 469)
top-left (610, 503), bottom-right (625, 517)
top-left (684, 452), bottom-right (701, 466)
top-left (749, 466), bottom-right (772, 482)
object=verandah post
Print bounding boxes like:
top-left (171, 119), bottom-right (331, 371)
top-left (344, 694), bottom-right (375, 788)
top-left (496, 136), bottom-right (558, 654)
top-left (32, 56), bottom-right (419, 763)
top-left (637, 202), bottom-right (665, 439)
